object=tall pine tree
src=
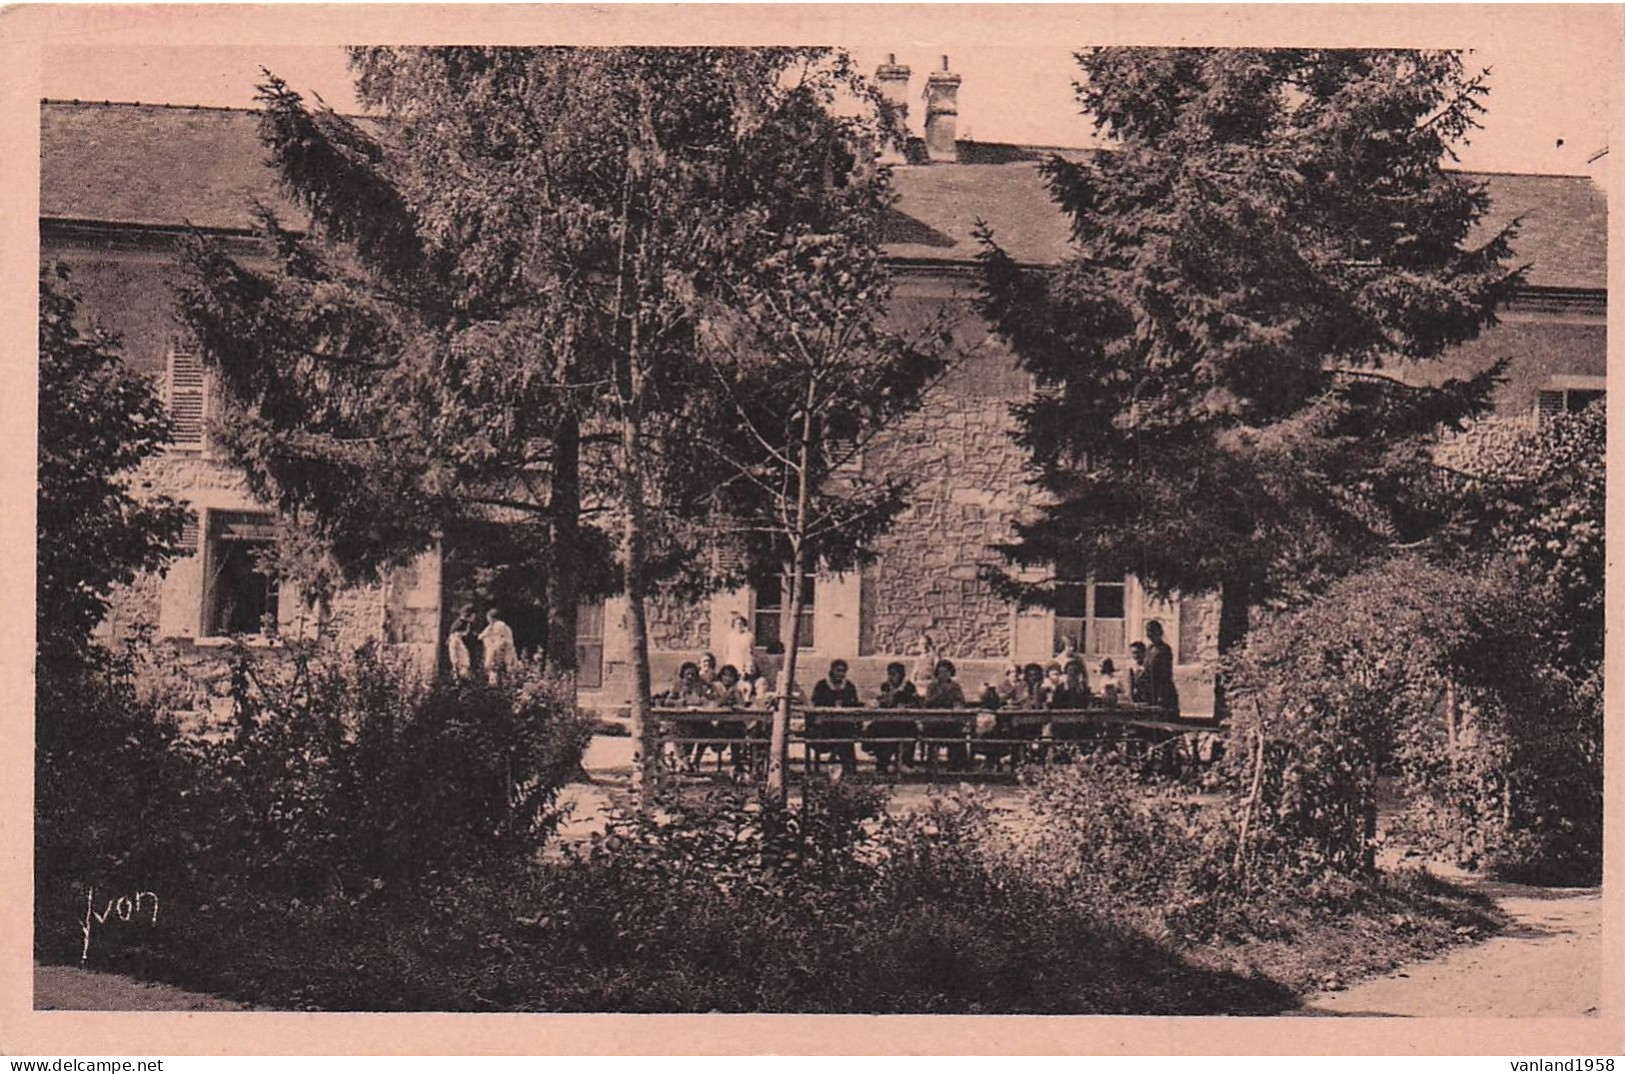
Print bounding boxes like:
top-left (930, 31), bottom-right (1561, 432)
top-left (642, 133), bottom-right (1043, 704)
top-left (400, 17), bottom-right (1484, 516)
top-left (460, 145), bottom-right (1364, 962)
top-left (976, 49), bottom-right (1522, 714)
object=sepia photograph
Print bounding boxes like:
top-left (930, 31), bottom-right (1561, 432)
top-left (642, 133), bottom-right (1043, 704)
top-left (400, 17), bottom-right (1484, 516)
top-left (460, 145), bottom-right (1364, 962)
top-left (2, 2), bottom-right (1619, 1056)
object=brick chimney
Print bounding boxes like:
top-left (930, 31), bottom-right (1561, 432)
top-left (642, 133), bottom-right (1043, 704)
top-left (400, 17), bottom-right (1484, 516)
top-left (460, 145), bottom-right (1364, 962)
top-left (923, 55), bottom-right (961, 163)
top-left (874, 53), bottom-right (911, 165)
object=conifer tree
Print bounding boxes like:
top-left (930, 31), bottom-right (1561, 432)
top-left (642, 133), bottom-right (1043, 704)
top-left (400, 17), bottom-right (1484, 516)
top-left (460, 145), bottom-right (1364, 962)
top-left (976, 49), bottom-right (1522, 714)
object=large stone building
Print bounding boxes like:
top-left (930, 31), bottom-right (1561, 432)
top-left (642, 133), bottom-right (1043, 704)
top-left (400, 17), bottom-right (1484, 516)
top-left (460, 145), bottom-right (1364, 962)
top-left (40, 61), bottom-right (1606, 715)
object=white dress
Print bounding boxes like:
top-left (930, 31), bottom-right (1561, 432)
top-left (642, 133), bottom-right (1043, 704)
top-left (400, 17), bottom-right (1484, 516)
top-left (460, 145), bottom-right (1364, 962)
top-left (721, 626), bottom-right (756, 679)
top-left (480, 619), bottom-right (518, 682)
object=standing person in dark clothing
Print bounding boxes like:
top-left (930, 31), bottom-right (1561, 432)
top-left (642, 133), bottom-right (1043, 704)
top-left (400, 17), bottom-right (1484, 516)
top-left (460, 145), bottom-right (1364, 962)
top-left (1144, 620), bottom-right (1181, 717)
top-left (867, 661), bottom-right (919, 776)
top-left (810, 659), bottom-right (862, 777)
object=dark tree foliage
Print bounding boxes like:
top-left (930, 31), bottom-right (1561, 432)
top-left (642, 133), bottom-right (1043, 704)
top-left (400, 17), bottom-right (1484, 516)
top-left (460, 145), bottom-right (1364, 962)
top-left (37, 265), bottom-right (186, 675)
top-left (173, 73), bottom-right (616, 667)
top-left (174, 48), bottom-right (886, 673)
top-left (175, 48), bottom-right (904, 805)
top-left (976, 49), bottom-right (1523, 686)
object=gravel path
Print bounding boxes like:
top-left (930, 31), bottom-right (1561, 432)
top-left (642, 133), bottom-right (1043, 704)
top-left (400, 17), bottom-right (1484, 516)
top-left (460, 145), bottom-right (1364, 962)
top-left (1299, 877), bottom-right (1603, 1018)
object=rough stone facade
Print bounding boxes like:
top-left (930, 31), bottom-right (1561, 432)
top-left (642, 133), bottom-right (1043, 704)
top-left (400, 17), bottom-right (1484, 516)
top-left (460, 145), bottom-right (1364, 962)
top-left (858, 307), bottom-right (1034, 661)
top-left (645, 590), bottom-right (711, 653)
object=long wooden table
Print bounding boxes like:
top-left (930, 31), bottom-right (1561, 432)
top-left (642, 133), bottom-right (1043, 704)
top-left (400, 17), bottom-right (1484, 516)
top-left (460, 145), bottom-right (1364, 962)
top-left (651, 704), bottom-right (1217, 776)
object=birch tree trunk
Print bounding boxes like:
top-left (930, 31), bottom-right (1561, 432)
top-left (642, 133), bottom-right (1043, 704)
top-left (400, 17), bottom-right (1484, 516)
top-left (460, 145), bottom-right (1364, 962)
top-left (765, 388), bottom-right (818, 804)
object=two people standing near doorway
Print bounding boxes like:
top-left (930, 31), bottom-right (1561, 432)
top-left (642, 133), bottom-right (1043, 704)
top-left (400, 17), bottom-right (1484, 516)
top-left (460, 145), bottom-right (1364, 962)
top-left (447, 607), bottom-right (519, 684)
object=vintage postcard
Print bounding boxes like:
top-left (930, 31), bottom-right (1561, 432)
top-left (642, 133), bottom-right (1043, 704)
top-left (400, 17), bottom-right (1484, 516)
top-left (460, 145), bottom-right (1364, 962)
top-left (1, 2), bottom-right (1620, 1057)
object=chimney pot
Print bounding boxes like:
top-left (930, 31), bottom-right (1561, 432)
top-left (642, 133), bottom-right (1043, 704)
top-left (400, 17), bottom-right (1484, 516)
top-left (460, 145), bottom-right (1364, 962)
top-left (924, 56), bottom-right (962, 163)
top-left (874, 54), bottom-right (913, 165)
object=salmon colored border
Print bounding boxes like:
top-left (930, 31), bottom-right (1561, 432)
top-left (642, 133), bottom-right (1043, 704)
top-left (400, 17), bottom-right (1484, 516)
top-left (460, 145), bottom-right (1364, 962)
top-left (2, 3), bottom-right (1621, 1056)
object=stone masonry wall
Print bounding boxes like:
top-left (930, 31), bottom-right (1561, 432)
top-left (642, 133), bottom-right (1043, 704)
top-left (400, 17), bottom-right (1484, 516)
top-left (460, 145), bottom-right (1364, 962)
top-left (859, 309), bottom-right (1035, 661)
top-left (103, 449), bottom-right (432, 714)
top-left (646, 589), bottom-right (711, 653)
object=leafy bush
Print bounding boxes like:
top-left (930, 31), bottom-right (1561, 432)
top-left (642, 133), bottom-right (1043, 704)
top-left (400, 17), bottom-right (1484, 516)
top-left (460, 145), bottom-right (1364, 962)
top-left (1020, 758), bottom-right (1245, 938)
top-left (34, 641), bottom-right (592, 970)
top-left (153, 781), bottom-right (1303, 1014)
top-left (1228, 549), bottom-right (1601, 885)
top-left (35, 662), bottom-right (214, 965)
top-left (211, 642), bottom-right (592, 897)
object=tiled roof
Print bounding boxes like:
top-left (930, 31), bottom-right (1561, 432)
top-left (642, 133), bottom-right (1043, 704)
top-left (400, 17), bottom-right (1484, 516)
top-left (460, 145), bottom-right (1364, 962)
top-left (41, 99), bottom-right (1607, 291)
top-left (887, 160), bottom-right (1608, 291)
top-left (41, 100), bottom-right (302, 231)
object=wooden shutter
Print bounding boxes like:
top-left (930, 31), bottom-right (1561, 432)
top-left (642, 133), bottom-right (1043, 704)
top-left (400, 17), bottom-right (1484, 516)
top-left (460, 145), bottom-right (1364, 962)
top-left (166, 348), bottom-right (206, 448)
top-left (175, 511), bottom-right (199, 557)
top-left (1535, 390), bottom-right (1565, 429)
top-left (827, 435), bottom-right (862, 476)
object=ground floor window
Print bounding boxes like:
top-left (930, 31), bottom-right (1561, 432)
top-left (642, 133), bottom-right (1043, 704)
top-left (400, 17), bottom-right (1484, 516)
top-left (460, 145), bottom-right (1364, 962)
top-left (1053, 561), bottom-right (1126, 656)
top-left (753, 568), bottom-right (815, 653)
top-left (204, 510), bottom-right (278, 637)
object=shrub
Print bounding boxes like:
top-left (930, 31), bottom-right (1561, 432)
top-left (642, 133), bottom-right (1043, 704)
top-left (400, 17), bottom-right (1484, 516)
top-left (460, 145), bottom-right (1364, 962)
top-left (34, 640), bottom-right (593, 971)
top-left (34, 662), bottom-right (214, 965)
top-left (209, 641), bottom-right (593, 898)
top-left (1020, 758), bottom-right (1246, 938)
top-left (202, 782), bottom-right (1301, 1014)
top-left (1228, 550), bottom-right (1601, 885)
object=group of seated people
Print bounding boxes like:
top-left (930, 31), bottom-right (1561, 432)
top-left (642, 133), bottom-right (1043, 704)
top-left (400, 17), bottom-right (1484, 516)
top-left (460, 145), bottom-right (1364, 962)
top-left (657, 621), bottom-right (1182, 777)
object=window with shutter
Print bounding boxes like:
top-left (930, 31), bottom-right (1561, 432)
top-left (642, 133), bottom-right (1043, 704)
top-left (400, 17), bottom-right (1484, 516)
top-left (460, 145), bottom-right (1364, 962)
top-left (203, 510), bottom-right (279, 637)
top-left (166, 347), bottom-right (206, 448)
top-left (827, 435), bottom-right (862, 477)
top-left (713, 542), bottom-right (746, 579)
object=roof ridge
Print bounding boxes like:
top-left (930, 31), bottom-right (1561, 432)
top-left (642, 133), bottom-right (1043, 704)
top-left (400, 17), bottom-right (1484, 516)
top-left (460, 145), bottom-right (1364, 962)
top-left (35, 100), bottom-right (1603, 183)
top-left (41, 97), bottom-right (263, 115)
